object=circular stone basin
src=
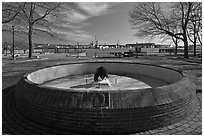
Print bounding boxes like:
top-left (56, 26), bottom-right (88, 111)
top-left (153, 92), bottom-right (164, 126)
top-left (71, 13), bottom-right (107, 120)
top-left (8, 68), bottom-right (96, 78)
top-left (41, 74), bottom-right (167, 90)
top-left (15, 61), bottom-right (196, 134)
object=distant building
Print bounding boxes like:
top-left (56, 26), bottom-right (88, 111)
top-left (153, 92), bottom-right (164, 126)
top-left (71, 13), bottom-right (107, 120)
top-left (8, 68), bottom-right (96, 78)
top-left (125, 43), bottom-right (155, 48)
top-left (125, 43), bottom-right (172, 55)
top-left (125, 43), bottom-right (171, 48)
top-left (154, 44), bottom-right (171, 48)
top-left (96, 44), bottom-right (124, 49)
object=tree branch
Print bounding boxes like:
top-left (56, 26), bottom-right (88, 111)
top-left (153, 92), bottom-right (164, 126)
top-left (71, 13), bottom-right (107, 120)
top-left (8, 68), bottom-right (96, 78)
top-left (33, 3), bottom-right (61, 24)
top-left (17, 2), bottom-right (29, 20)
top-left (33, 27), bottom-right (55, 38)
top-left (2, 7), bottom-right (20, 23)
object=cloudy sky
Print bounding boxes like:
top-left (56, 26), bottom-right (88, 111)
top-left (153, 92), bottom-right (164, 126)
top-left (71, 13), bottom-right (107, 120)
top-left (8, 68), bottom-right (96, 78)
top-left (2, 2), bottom-right (172, 45)
top-left (52, 2), bottom-right (138, 45)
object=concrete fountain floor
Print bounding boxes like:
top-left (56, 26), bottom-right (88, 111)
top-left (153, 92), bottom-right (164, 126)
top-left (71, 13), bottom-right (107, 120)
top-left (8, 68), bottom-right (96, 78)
top-left (41, 74), bottom-right (168, 90)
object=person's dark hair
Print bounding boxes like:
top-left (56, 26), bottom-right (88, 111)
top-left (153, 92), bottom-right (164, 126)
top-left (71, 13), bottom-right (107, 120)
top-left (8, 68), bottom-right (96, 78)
top-left (94, 66), bottom-right (108, 82)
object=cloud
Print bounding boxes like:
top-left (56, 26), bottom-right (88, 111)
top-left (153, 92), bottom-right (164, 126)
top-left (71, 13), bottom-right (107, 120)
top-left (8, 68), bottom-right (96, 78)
top-left (51, 17), bottom-right (92, 43)
top-left (49, 3), bottom-right (120, 43)
top-left (76, 2), bottom-right (112, 16)
top-left (59, 3), bottom-right (119, 24)
top-left (50, 3), bottom-right (122, 43)
top-left (43, 5), bottom-right (93, 43)
top-left (52, 27), bottom-right (93, 43)
top-left (63, 11), bottom-right (90, 23)
top-left (48, 3), bottom-right (121, 43)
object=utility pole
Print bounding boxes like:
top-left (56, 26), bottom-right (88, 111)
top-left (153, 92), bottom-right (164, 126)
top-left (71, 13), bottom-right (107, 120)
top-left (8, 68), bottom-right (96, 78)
top-left (4, 42), bottom-right (8, 56)
top-left (12, 25), bottom-right (15, 59)
top-left (77, 42), bottom-right (79, 58)
top-left (94, 36), bottom-right (100, 58)
top-left (116, 40), bottom-right (119, 48)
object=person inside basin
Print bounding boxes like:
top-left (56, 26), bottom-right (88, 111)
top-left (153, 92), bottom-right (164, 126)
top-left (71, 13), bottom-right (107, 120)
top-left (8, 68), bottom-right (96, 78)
top-left (94, 66), bottom-right (112, 87)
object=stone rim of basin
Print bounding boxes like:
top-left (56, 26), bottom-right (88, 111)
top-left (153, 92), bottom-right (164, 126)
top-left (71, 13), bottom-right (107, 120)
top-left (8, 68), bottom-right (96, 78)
top-left (25, 60), bottom-right (184, 92)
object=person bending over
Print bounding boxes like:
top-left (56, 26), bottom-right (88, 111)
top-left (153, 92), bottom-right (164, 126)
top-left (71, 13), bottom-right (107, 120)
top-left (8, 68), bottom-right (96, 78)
top-left (94, 66), bottom-right (108, 82)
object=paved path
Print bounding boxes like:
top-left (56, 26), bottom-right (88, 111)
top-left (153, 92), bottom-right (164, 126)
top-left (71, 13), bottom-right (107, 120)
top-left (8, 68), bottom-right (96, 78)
top-left (134, 93), bottom-right (202, 135)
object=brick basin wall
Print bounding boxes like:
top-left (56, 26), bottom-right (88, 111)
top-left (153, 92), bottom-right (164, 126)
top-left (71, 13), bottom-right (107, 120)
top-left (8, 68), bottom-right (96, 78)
top-left (15, 61), bottom-right (196, 134)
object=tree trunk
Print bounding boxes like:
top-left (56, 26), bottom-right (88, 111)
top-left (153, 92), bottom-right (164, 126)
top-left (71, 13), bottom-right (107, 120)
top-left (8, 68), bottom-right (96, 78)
top-left (183, 33), bottom-right (189, 59)
top-left (175, 41), bottom-right (178, 54)
top-left (28, 25), bottom-right (33, 58)
top-left (174, 38), bottom-right (178, 55)
top-left (193, 39), bottom-right (196, 56)
top-left (193, 24), bottom-right (197, 56)
top-left (172, 36), bottom-right (178, 55)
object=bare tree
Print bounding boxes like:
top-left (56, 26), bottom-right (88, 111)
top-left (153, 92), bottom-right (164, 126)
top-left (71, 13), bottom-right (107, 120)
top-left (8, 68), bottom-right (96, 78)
top-left (129, 2), bottom-right (194, 58)
top-left (187, 2), bottom-right (202, 56)
top-left (197, 7), bottom-right (202, 46)
top-left (2, 2), bottom-right (71, 58)
top-left (197, 9), bottom-right (202, 46)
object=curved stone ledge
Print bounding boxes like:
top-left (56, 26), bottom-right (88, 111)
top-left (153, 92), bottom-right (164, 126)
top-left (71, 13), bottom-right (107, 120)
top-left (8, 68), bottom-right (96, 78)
top-left (15, 61), bottom-right (196, 134)
top-left (27, 61), bottom-right (183, 85)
